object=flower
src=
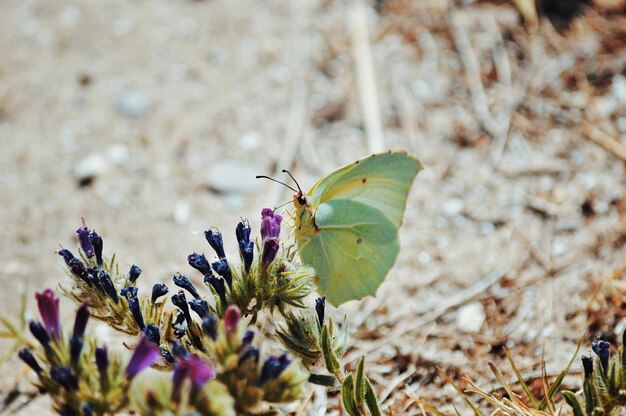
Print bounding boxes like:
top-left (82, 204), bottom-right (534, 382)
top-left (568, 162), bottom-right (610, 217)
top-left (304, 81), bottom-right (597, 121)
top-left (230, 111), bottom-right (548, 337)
top-left (315, 296), bottom-right (326, 327)
top-left (88, 230), bottom-right (103, 267)
top-left (239, 347), bottom-right (260, 365)
top-left (260, 208), bottom-right (282, 240)
top-left (204, 274), bottom-right (227, 307)
top-left (173, 273), bottom-right (200, 299)
top-left (69, 336), bottom-right (84, 366)
top-left (76, 221), bottom-right (94, 257)
top-left (236, 220), bottom-right (254, 273)
top-left (172, 355), bottom-right (214, 402)
top-left (144, 324), bottom-right (161, 345)
top-left (29, 321), bottom-right (50, 348)
top-left (204, 229), bottom-right (226, 259)
top-left (95, 346), bottom-right (109, 379)
top-left (187, 253), bottom-right (212, 276)
top-left (125, 335), bottom-right (160, 380)
top-left (581, 355), bottom-right (593, 380)
top-left (50, 366), bottom-right (79, 390)
top-left (58, 249), bottom-right (90, 284)
top-left (18, 348), bottom-right (43, 374)
top-left (236, 220), bottom-right (251, 244)
top-left (261, 238), bottom-right (279, 265)
top-left (72, 302), bottom-right (90, 339)
top-left (224, 306), bottom-right (240, 335)
top-left (592, 339), bottom-right (611, 375)
top-left (97, 270), bottom-right (119, 304)
top-left (171, 290), bottom-right (193, 326)
top-left (189, 299), bottom-right (210, 319)
top-left (202, 316), bottom-right (218, 340)
top-left (128, 264), bottom-right (142, 283)
top-left (258, 353), bottom-right (291, 386)
top-left (212, 259), bottom-right (233, 288)
top-left (36, 289), bottom-right (61, 339)
top-left (242, 329), bottom-right (255, 346)
top-left (121, 286), bottom-right (145, 330)
top-left (151, 283), bottom-right (169, 304)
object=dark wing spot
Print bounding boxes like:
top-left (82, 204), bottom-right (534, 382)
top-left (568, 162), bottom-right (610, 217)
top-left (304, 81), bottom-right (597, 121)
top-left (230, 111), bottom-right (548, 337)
top-left (355, 160), bottom-right (359, 164)
top-left (362, 177), bottom-right (367, 184)
top-left (356, 238), bottom-right (363, 244)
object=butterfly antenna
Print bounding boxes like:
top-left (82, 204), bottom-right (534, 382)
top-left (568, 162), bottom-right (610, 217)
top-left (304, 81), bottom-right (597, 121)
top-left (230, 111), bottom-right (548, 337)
top-left (255, 175), bottom-right (298, 193)
top-left (273, 200), bottom-right (292, 211)
top-left (281, 170), bottom-right (303, 195)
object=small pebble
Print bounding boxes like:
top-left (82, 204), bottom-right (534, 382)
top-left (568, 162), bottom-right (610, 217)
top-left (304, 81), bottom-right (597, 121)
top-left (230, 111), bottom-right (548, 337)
top-left (455, 302), bottom-right (486, 333)
top-left (443, 198), bottom-right (464, 216)
top-left (107, 144), bottom-right (129, 165)
top-left (173, 201), bottom-right (191, 225)
top-left (205, 160), bottom-right (261, 193)
top-left (74, 153), bottom-right (107, 184)
top-left (114, 90), bottom-right (150, 118)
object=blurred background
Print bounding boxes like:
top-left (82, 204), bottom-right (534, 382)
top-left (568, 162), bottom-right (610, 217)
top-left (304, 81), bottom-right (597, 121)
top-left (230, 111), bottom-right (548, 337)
top-left (0, 0), bottom-right (625, 412)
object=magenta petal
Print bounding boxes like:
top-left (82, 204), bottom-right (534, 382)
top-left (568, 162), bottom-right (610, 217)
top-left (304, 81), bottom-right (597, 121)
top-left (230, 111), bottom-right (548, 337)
top-left (224, 306), bottom-right (241, 334)
top-left (125, 335), bottom-right (160, 380)
top-left (35, 289), bottom-right (61, 339)
top-left (260, 208), bottom-right (282, 240)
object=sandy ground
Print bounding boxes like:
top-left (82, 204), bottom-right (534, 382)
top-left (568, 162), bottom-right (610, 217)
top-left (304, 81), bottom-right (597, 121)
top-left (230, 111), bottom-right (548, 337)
top-left (0, 0), bottom-right (625, 414)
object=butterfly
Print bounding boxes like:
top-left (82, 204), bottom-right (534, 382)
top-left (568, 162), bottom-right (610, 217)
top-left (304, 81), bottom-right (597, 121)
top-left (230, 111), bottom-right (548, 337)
top-left (289, 150), bottom-right (422, 305)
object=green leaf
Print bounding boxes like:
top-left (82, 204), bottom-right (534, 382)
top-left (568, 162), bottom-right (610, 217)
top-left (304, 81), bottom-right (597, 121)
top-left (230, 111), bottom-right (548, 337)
top-left (504, 349), bottom-right (540, 407)
top-left (342, 373), bottom-right (359, 416)
top-left (364, 377), bottom-right (382, 416)
top-left (355, 356), bottom-right (366, 407)
top-left (322, 325), bottom-right (341, 375)
top-left (308, 373), bottom-right (340, 388)
top-left (539, 335), bottom-right (583, 409)
top-left (562, 391), bottom-right (585, 416)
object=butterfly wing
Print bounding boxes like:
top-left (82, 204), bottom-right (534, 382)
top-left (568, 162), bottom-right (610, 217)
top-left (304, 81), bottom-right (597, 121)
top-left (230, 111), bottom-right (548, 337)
top-left (308, 150), bottom-right (422, 228)
top-left (297, 199), bottom-right (399, 305)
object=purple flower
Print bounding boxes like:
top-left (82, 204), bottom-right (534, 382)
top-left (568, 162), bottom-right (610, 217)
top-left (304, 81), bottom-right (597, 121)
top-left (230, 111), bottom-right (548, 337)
top-left (242, 329), bottom-right (255, 347)
top-left (212, 259), bottom-right (232, 288)
top-left (76, 221), bottom-right (94, 257)
top-left (58, 248), bottom-right (75, 264)
top-left (58, 249), bottom-right (90, 284)
top-left (29, 321), bottom-right (50, 348)
top-left (69, 336), bottom-right (84, 366)
top-left (171, 291), bottom-right (193, 326)
top-left (151, 283), bottom-right (169, 304)
top-left (189, 299), bottom-right (210, 319)
top-left (260, 208), bottom-right (282, 240)
top-left (238, 346), bottom-right (260, 365)
top-left (315, 296), bottom-right (326, 327)
top-left (36, 289), bottom-right (61, 339)
top-left (173, 273), bottom-right (200, 299)
top-left (258, 353), bottom-right (291, 386)
top-left (128, 264), bottom-right (142, 283)
top-left (73, 303), bottom-right (90, 339)
top-left (88, 230), bottom-right (103, 267)
top-left (224, 306), bottom-right (240, 335)
top-left (144, 324), bottom-right (161, 345)
top-left (122, 286), bottom-right (145, 330)
top-left (582, 355), bottom-right (593, 380)
top-left (204, 229), bottom-right (226, 259)
top-left (187, 253), bottom-right (212, 276)
top-left (236, 220), bottom-right (251, 244)
top-left (95, 346), bottom-right (109, 379)
top-left (261, 239), bottom-right (279, 266)
top-left (592, 339), bottom-right (611, 375)
top-left (204, 274), bottom-right (227, 307)
top-left (50, 366), bottom-right (79, 390)
top-left (18, 348), bottom-right (43, 374)
top-left (97, 270), bottom-right (119, 304)
top-left (125, 335), bottom-right (160, 380)
top-left (172, 355), bottom-right (214, 402)
top-left (202, 316), bottom-right (218, 340)
top-left (240, 241), bottom-right (254, 273)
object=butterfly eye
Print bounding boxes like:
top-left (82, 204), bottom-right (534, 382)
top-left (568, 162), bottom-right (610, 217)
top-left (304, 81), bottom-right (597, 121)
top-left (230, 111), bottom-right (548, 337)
top-left (297, 195), bottom-right (307, 206)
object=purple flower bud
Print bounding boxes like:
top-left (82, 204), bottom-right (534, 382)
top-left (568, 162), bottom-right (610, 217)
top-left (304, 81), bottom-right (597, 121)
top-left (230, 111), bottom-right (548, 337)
top-left (173, 310), bottom-right (186, 339)
top-left (187, 253), bottom-right (212, 276)
top-left (224, 306), bottom-right (240, 335)
top-left (88, 230), bottom-right (103, 267)
top-left (315, 296), bottom-right (326, 327)
top-left (58, 249), bottom-right (75, 264)
top-left (204, 229), bottom-right (226, 259)
top-left (36, 289), bottom-right (61, 339)
top-left (242, 329), bottom-right (255, 347)
top-left (189, 299), bottom-right (210, 319)
top-left (172, 291), bottom-right (194, 328)
top-left (95, 346), bottom-right (109, 378)
top-left (582, 355), bottom-right (593, 380)
top-left (173, 274), bottom-right (200, 299)
top-left (151, 283), bottom-right (169, 304)
top-left (18, 348), bottom-right (43, 374)
top-left (236, 220), bottom-right (251, 244)
top-left (240, 241), bottom-right (254, 273)
top-left (258, 353), bottom-right (291, 386)
top-left (592, 339), bottom-right (611, 375)
top-left (128, 264), bottom-right (142, 283)
top-left (29, 321), bottom-right (50, 348)
top-left (120, 286), bottom-right (138, 299)
top-left (81, 403), bottom-right (93, 416)
top-left (71, 303), bottom-right (90, 340)
top-left (50, 366), bottom-right (79, 390)
top-left (127, 294), bottom-right (145, 330)
top-left (212, 259), bottom-right (232, 288)
top-left (76, 222), bottom-right (94, 257)
top-left (172, 355), bottom-right (214, 402)
top-left (205, 275), bottom-right (227, 307)
top-left (68, 258), bottom-right (90, 285)
top-left (261, 239), bottom-right (279, 266)
top-left (97, 270), bottom-right (119, 304)
top-left (238, 346), bottom-right (260, 365)
top-left (144, 324), bottom-right (160, 345)
top-left (170, 340), bottom-right (189, 359)
top-left (125, 335), bottom-right (160, 380)
top-left (261, 208), bottom-right (282, 240)
top-left (202, 316), bottom-right (218, 340)
top-left (69, 336), bottom-right (84, 366)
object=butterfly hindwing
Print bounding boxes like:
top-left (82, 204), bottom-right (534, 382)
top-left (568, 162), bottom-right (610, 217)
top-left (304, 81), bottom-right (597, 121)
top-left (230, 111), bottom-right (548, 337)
top-left (299, 199), bottom-right (399, 305)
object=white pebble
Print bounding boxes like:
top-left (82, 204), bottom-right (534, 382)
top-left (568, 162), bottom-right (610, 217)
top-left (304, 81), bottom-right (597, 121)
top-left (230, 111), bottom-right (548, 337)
top-left (456, 302), bottom-right (486, 333)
